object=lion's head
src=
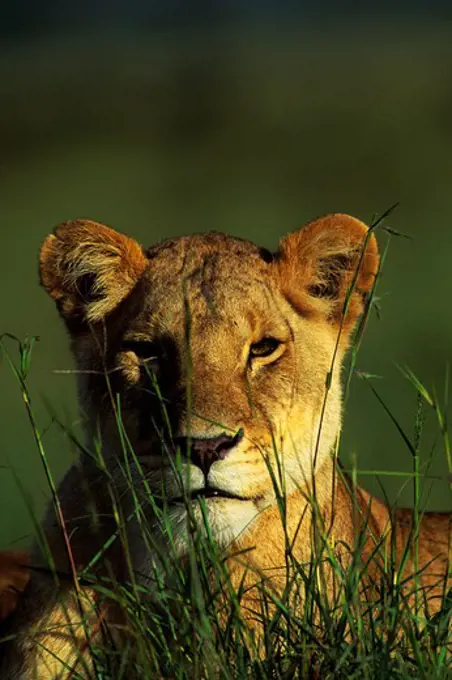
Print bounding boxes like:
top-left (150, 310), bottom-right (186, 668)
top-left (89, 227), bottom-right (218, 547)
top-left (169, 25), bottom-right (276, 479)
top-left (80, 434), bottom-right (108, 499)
top-left (40, 214), bottom-right (379, 553)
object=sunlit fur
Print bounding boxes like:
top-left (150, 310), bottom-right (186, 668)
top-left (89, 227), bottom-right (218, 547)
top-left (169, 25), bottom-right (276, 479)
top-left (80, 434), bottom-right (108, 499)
top-left (1, 214), bottom-right (450, 678)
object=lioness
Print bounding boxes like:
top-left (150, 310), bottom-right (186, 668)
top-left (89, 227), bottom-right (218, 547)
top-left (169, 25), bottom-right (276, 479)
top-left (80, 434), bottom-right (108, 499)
top-left (1, 213), bottom-right (450, 677)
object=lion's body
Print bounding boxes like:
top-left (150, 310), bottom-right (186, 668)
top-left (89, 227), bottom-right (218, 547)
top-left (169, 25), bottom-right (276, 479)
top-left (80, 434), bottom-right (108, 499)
top-left (1, 215), bottom-right (450, 678)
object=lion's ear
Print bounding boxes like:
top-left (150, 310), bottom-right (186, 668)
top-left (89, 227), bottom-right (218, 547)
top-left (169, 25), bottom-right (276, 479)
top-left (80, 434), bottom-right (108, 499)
top-left (0, 550), bottom-right (30, 622)
top-left (40, 220), bottom-right (148, 325)
top-left (275, 213), bottom-right (379, 332)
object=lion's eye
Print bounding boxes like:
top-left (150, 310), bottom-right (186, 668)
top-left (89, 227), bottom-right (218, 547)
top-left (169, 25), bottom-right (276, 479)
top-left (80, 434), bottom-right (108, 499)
top-left (249, 337), bottom-right (281, 359)
top-left (121, 340), bottom-right (158, 363)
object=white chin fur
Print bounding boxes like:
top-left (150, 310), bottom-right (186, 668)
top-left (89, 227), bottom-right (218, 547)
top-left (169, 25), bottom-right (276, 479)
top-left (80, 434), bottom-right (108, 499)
top-left (161, 498), bottom-right (261, 556)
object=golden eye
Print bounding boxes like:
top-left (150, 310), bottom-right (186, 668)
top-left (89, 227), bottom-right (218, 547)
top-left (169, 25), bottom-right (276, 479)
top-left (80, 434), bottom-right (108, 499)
top-left (249, 337), bottom-right (281, 359)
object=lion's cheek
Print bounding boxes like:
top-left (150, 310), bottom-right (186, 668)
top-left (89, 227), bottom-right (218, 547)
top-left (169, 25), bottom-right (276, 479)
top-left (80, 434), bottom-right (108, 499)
top-left (207, 459), bottom-right (284, 506)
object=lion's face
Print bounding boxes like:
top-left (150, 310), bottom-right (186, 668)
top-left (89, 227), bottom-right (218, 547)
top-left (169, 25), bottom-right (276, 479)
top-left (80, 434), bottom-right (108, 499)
top-left (40, 215), bottom-right (378, 551)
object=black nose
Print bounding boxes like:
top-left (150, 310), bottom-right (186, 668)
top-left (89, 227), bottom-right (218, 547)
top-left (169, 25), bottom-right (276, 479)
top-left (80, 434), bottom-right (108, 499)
top-left (174, 429), bottom-right (244, 476)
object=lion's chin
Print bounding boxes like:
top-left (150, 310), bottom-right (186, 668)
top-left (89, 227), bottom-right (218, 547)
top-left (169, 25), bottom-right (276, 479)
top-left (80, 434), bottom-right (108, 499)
top-left (163, 497), bottom-right (262, 555)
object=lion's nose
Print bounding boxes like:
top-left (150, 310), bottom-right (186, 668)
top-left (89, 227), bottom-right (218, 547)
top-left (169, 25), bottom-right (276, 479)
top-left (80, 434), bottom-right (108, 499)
top-left (174, 429), bottom-right (244, 476)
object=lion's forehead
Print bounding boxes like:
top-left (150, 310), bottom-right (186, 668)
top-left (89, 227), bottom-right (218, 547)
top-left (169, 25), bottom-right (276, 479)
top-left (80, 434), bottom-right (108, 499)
top-left (145, 232), bottom-right (272, 267)
top-left (136, 276), bottom-right (284, 347)
top-left (139, 237), bottom-right (280, 326)
top-left (147, 234), bottom-right (270, 288)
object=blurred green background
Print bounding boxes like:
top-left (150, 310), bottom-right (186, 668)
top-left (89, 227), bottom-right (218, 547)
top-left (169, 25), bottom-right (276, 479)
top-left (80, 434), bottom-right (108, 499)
top-left (0, 6), bottom-right (451, 550)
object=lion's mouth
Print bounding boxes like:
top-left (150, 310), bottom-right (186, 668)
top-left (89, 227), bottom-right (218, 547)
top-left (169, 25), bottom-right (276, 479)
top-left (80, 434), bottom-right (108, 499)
top-left (170, 487), bottom-right (251, 504)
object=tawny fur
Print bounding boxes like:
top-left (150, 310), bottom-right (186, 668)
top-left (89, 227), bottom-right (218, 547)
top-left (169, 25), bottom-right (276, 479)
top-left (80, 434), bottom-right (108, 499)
top-left (1, 214), bottom-right (450, 678)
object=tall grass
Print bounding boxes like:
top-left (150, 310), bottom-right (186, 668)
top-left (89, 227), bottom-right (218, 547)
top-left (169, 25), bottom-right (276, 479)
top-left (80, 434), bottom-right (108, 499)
top-left (0, 219), bottom-right (450, 678)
